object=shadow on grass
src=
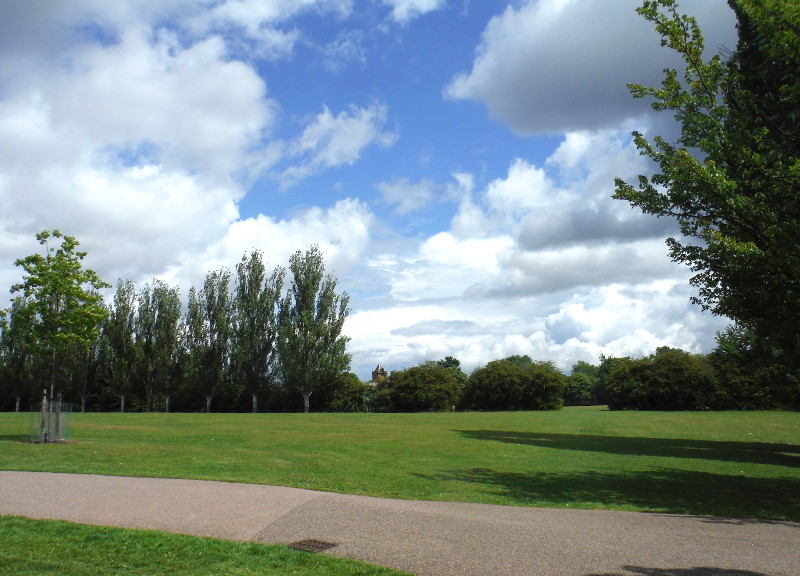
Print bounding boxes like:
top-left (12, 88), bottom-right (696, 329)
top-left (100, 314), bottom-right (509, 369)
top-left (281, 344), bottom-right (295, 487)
top-left (0, 434), bottom-right (30, 442)
top-left (414, 467), bottom-right (800, 521)
top-left (455, 430), bottom-right (800, 468)
top-left (586, 568), bottom-right (770, 576)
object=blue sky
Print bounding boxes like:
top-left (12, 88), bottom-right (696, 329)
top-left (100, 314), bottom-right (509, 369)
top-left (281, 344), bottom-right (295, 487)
top-left (0, 0), bottom-right (738, 379)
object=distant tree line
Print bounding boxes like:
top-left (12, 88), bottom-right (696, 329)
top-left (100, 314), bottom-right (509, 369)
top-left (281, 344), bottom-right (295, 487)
top-left (2, 231), bottom-right (798, 413)
top-left (368, 340), bottom-right (798, 413)
top-left (0, 232), bottom-right (352, 413)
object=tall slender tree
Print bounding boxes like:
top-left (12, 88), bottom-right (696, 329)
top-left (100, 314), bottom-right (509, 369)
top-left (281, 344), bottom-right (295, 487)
top-left (12, 230), bottom-right (108, 440)
top-left (100, 279), bottom-right (137, 413)
top-left (136, 279), bottom-right (182, 411)
top-left (232, 250), bottom-right (284, 413)
top-left (186, 269), bottom-right (233, 412)
top-left (277, 246), bottom-right (351, 413)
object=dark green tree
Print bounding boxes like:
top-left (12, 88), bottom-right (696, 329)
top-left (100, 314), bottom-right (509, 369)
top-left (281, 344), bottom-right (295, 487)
top-left (12, 230), bottom-right (108, 439)
top-left (277, 246), bottom-right (351, 413)
top-left (186, 269), bottom-right (233, 413)
top-left (0, 298), bottom-right (35, 412)
top-left (378, 363), bottom-right (460, 412)
top-left (99, 279), bottom-right (138, 413)
top-left (136, 279), bottom-right (182, 412)
top-left (436, 356), bottom-right (469, 391)
top-left (232, 251), bottom-right (284, 413)
top-left (565, 360), bottom-right (600, 405)
top-left (606, 347), bottom-right (719, 410)
top-left (462, 356), bottom-right (565, 411)
top-left (709, 325), bottom-right (798, 409)
top-left (328, 372), bottom-right (374, 413)
top-left (614, 0), bottom-right (800, 369)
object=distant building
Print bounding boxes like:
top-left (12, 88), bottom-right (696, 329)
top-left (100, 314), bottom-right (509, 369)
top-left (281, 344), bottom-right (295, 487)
top-left (371, 363), bottom-right (388, 382)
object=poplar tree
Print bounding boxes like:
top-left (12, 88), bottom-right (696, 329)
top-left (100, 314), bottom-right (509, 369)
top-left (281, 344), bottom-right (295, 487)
top-left (136, 279), bottom-right (182, 411)
top-left (277, 246), bottom-right (351, 413)
top-left (186, 269), bottom-right (232, 413)
top-left (232, 250), bottom-right (284, 413)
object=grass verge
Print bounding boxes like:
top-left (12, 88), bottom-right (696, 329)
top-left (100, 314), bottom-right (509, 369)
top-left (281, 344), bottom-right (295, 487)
top-left (1, 407), bottom-right (798, 520)
top-left (0, 515), bottom-right (412, 576)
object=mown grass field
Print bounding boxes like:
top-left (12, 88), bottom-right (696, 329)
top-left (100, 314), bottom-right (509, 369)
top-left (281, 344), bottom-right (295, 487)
top-left (2, 407), bottom-right (798, 521)
top-left (0, 516), bottom-right (414, 576)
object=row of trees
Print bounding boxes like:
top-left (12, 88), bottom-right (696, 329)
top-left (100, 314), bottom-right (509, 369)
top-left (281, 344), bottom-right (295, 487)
top-left (361, 339), bottom-right (798, 414)
top-left (0, 232), bottom-right (352, 416)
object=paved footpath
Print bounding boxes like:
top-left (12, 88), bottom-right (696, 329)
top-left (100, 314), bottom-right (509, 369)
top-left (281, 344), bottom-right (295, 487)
top-left (1, 471), bottom-right (797, 576)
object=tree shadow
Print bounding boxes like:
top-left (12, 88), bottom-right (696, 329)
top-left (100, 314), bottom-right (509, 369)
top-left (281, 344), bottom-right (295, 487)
top-left (413, 467), bottom-right (800, 521)
top-left (0, 434), bottom-right (31, 442)
top-left (455, 430), bottom-right (800, 468)
top-left (586, 567), bottom-right (770, 576)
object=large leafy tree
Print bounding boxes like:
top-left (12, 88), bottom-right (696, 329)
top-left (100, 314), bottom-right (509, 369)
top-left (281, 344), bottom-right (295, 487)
top-left (12, 230), bottom-right (108, 432)
top-left (232, 250), bottom-right (284, 413)
top-left (614, 1), bottom-right (800, 365)
top-left (277, 245), bottom-right (351, 413)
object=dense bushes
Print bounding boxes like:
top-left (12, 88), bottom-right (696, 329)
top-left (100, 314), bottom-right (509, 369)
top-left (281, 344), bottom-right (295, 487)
top-left (460, 356), bottom-right (565, 411)
top-left (605, 348), bottom-right (718, 410)
top-left (375, 363), bottom-right (461, 412)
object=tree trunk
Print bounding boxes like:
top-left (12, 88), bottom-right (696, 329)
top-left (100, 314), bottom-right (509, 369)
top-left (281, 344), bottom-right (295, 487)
top-left (14, 396), bottom-right (20, 413)
top-left (54, 392), bottom-right (62, 441)
top-left (48, 347), bottom-right (57, 442)
top-left (80, 395), bottom-right (87, 413)
top-left (120, 394), bottom-right (126, 413)
top-left (252, 392), bottom-right (258, 413)
top-left (206, 395), bottom-right (212, 413)
top-left (165, 394), bottom-right (171, 413)
top-left (40, 389), bottom-right (47, 443)
top-left (303, 392), bottom-right (311, 414)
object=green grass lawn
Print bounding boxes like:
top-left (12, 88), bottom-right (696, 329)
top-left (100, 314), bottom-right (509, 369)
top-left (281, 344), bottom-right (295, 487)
top-left (0, 515), bottom-right (413, 576)
top-left (1, 407), bottom-right (798, 521)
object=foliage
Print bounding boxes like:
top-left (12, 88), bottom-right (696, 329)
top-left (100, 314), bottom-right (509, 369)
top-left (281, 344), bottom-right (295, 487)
top-left (606, 347), bottom-right (719, 411)
top-left (232, 251), bottom-right (284, 413)
top-left (435, 356), bottom-right (469, 391)
top-left (564, 373), bottom-right (594, 406)
top-left (11, 230), bottom-right (108, 405)
top-left (328, 372), bottom-right (374, 413)
top-left (377, 363), bottom-right (461, 412)
top-left (277, 246), bottom-right (351, 413)
top-left (135, 280), bottom-right (183, 412)
top-left (0, 298), bottom-right (35, 411)
top-left (461, 356), bottom-right (565, 411)
top-left (564, 360), bottom-right (601, 405)
top-left (614, 0), bottom-right (800, 369)
top-left (98, 279), bottom-right (138, 412)
top-left (185, 268), bottom-right (234, 413)
top-left (709, 325), bottom-right (800, 409)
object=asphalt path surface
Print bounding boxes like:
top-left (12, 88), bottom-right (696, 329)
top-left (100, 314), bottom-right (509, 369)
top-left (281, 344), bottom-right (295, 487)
top-left (0, 471), bottom-right (797, 576)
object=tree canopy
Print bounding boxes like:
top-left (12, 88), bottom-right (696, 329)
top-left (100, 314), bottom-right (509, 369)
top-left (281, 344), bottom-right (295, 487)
top-left (12, 230), bottom-right (109, 403)
top-left (277, 245), bottom-right (351, 413)
top-left (613, 0), bottom-right (800, 366)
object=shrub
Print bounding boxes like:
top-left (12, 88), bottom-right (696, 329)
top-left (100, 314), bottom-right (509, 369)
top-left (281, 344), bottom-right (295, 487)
top-left (328, 373), bottom-right (374, 413)
top-left (378, 363), bottom-right (460, 412)
top-left (461, 356), bottom-right (565, 411)
top-left (607, 348), bottom-right (719, 410)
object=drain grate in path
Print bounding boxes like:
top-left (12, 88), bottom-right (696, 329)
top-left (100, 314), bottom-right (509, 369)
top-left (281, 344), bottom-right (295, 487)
top-left (288, 539), bottom-right (338, 553)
